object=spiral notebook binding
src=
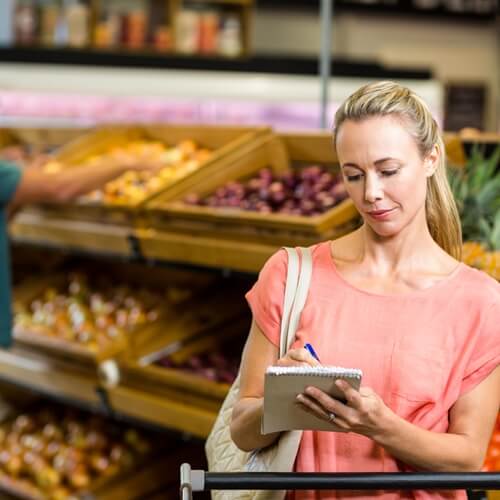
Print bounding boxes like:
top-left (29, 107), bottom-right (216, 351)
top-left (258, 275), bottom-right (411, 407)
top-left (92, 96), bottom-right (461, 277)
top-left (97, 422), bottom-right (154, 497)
top-left (266, 366), bottom-right (362, 379)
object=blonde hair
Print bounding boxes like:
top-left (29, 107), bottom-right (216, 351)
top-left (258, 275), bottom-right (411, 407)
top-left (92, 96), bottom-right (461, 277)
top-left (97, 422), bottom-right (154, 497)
top-left (334, 81), bottom-right (462, 260)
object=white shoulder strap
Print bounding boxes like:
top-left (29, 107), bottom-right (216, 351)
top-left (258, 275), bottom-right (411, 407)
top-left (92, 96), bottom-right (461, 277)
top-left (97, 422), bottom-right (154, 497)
top-left (280, 248), bottom-right (299, 358)
top-left (280, 247), bottom-right (313, 358)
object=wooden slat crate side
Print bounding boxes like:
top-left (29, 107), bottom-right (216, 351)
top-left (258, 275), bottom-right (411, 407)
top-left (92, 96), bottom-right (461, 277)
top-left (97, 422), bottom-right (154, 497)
top-left (0, 347), bottom-right (101, 406)
top-left (53, 126), bottom-right (144, 164)
top-left (0, 127), bottom-right (89, 153)
top-left (0, 129), bottom-right (17, 149)
top-left (125, 362), bottom-right (230, 403)
top-left (142, 123), bottom-right (270, 149)
top-left (10, 213), bottom-right (133, 256)
top-left (279, 131), bottom-right (338, 163)
top-left (137, 227), bottom-right (279, 273)
top-left (108, 385), bottom-right (217, 438)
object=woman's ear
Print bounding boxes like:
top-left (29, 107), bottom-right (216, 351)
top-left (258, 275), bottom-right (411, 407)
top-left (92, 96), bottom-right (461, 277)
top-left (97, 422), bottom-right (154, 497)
top-left (424, 144), bottom-right (439, 177)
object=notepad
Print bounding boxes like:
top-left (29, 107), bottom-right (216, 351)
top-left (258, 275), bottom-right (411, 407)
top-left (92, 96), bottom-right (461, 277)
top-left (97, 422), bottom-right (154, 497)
top-left (262, 365), bottom-right (363, 433)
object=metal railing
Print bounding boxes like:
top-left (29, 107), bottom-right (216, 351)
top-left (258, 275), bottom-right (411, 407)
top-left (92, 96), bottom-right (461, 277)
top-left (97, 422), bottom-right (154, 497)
top-left (179, 464), bottom-right (500, 500)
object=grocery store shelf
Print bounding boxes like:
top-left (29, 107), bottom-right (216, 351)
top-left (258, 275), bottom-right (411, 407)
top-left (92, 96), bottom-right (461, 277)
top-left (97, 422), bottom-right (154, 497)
top-left (0, 347), bottom-right (102, 409)
top-left (0, 47), bottom-right (432, 79)
top-left (108, 385), bottom-right (217, 439)
top-left (257, 0), bottom-right (498, 21)
top-left (10, 211), bottom-right (133, 258)
top-left (10, 212), bottom-right (317, 274)
top-left (137, 228), bottom-right (280, 273)
top-left (0, 347), bottom-right (219, 438)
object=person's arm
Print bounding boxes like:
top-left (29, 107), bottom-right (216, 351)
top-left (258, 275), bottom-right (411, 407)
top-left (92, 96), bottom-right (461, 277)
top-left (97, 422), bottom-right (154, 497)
top-left (299, 365), bottom-right (500, 472)
top-left (230, 320), bottom-right (318, 452)
top-left (230, 321), bottom-right (279, 452)
top-left (10, 153), bottom-right (161, 209)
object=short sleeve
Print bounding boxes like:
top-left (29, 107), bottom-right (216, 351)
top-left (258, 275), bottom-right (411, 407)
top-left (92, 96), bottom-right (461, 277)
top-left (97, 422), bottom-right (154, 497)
top-left (0, 162), bottom-right (22, 206)
top-left (460, 299), bottom-right (500, 396)
top-left (245, 249), bottom-right (288, 347)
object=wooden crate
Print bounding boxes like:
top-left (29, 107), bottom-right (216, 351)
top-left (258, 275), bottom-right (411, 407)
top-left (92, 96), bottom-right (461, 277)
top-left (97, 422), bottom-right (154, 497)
top-left (24, 124), bottom-right (270, 227)
top-left (0, 400), bottom-right (196, 500)
top-left (118, 291), bottom-right (250, 423)
top-left (142, 131), bottom-right (359, 249)
top-left (0, 127), bottom-right (88, 154)
top-left (109, 278), bottom-right (251, 437)
top-left (121, 313), bottom-right (249, 414)
top-left (12, 259), bottom-right (218, 366)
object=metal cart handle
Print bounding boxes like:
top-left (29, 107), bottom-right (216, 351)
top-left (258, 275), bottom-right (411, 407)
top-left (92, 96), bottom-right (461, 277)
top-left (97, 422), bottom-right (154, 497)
top-left (179, 463), bottom-right (500, 500)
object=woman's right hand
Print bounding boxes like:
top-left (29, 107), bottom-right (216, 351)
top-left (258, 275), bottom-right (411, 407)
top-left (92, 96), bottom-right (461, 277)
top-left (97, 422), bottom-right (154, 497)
top-left (275, 348), bottom-right (320, 368)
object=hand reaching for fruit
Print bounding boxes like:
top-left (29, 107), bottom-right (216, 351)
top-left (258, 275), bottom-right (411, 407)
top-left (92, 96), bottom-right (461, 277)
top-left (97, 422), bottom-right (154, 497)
top-left (104, 149), bottom-right (164, 173)
top-left (79, 140), bottom-right (213, 205)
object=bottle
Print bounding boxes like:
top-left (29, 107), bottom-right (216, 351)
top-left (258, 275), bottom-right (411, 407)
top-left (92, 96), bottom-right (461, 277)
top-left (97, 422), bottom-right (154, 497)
top-left (199, 10), bottom-right (220, 55)
top-left (218, 15), bottom-right (242, 57)
top-left (14, 1), bottom-right (37, 46)
top-left (40, 1), bottom-right (60, 46)
top-left (175, 9), bottom-right (200, 54)
top-left (127, 9), bottom-right (147, 49)
top-left (66, 0), bottom-right (90, 48)
top-left (154, 25), bottom-right (173, 52)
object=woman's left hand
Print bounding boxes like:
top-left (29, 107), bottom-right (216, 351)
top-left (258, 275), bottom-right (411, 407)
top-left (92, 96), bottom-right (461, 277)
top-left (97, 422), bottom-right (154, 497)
top-left (296, 380), bottom-right (392, 438)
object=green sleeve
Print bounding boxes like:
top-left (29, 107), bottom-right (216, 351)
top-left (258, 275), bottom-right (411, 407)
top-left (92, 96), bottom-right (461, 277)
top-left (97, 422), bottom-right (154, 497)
top-left (0, 161), bottom-right (22, 347)
top-left (0, 161), bottom-right (22, 206)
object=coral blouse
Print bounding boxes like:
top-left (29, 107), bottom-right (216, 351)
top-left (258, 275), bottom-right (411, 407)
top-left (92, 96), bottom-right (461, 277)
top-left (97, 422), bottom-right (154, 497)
top-left (245, 241), bottom-right (500, 500)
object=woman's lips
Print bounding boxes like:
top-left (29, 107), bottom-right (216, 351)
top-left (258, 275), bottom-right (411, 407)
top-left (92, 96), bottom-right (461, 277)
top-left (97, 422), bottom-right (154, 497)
top-left (366, 208), bottom-right (397, 220)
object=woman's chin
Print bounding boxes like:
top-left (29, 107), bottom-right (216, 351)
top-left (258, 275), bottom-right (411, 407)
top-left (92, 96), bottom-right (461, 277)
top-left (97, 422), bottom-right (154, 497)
top-left (364, 220), bottom-right (401, 238)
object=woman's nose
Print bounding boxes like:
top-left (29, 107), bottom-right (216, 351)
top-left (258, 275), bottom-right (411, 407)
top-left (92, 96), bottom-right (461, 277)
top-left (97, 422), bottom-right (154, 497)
top-left (364, 174), bottom-right (384, 203)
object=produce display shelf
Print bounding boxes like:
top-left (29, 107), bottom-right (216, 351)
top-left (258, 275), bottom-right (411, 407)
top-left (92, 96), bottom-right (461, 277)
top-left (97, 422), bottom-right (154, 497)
top-left (0, 347), bottom-right (102, 409)
top-left (146, 132), bottom-right (359, 240)
top-left (136, 227), bottom-right (281, 274)
top-left (107, 385), bottom-right (217, 440)
top-left (0, 346), bottom-right (221, 439)
top-left (4, 125), bottom-right (500, 481)
top-left (10, 212), bottom-right (133, 258)
top-left (9, 213), bottom-right (354, 274)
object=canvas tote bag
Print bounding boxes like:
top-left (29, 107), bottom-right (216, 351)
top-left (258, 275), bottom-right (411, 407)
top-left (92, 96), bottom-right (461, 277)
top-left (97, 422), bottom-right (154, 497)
top-left (205, 247), bottom-right (313, 500)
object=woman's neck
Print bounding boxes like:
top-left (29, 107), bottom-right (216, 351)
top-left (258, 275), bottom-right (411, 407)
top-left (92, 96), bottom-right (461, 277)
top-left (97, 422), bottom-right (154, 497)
top-left (356, 216), bottom-right (446, 277)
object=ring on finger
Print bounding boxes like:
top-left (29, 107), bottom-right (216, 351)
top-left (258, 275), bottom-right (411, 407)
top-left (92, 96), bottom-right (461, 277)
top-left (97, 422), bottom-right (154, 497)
top-left (328, 412), bottom-right (336, 423)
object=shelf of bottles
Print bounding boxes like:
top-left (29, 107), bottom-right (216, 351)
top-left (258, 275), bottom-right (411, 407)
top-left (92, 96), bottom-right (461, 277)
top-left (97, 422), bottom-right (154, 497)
top-left (12, 0), bottom-right (253, 58)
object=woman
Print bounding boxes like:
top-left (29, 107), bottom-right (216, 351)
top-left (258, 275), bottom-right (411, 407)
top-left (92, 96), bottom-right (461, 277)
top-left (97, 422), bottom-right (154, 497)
top-left (0, 151), bottom-right (161, 348)
top-left (230, 81), bottom-right (500, 499)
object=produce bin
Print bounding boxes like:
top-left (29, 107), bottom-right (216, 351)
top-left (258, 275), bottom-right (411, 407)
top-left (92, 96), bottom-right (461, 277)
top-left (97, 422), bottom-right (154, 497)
top-left (142, 131), bottom-right (360, 249)
top-left (0, 400), bottom-right (198, 500)
top-left (19, 124), bottom-right (270, 227)
top-left (12, 259), bottom-right (218, 366)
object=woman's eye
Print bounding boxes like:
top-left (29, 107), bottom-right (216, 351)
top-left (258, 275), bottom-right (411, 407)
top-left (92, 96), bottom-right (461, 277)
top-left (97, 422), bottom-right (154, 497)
top-left (381, 170), bottom-right (399, 177)
top-left (346, 174), bottom-right (363, 182)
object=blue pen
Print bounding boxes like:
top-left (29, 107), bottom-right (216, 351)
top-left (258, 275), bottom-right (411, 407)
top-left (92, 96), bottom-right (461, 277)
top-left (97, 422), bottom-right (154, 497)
top-left (304, 343), bottom-right (321, 363)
